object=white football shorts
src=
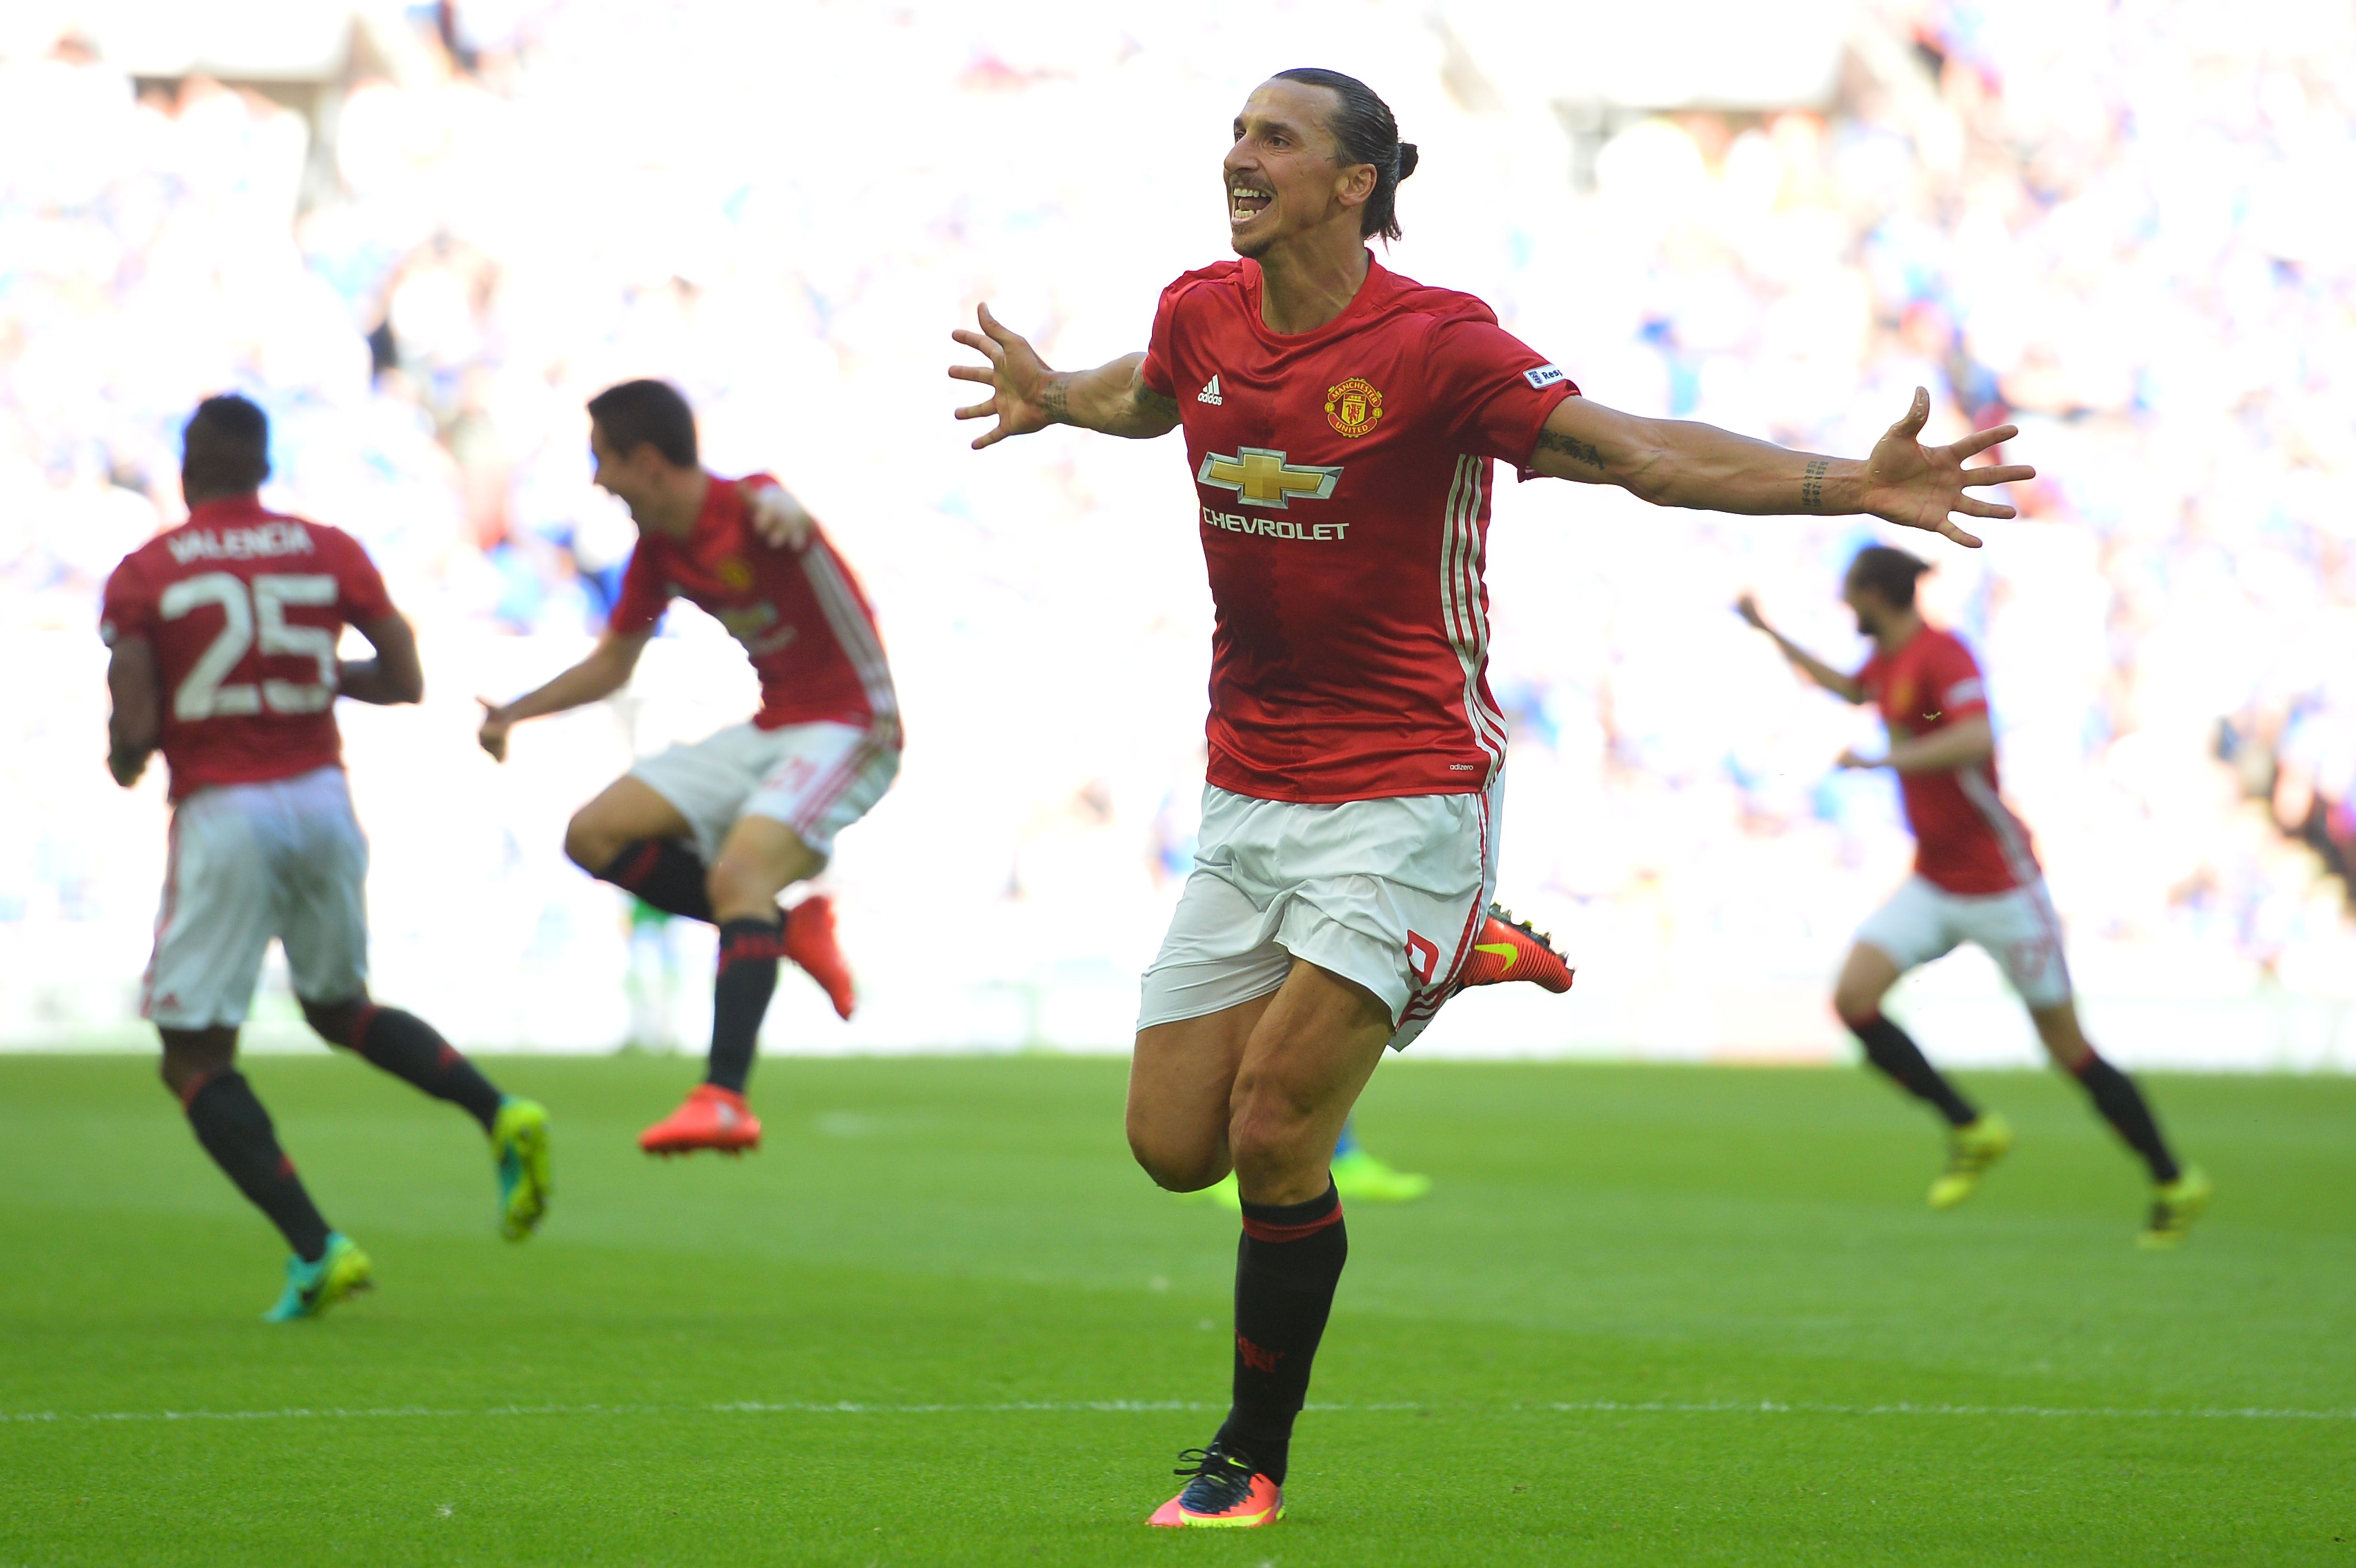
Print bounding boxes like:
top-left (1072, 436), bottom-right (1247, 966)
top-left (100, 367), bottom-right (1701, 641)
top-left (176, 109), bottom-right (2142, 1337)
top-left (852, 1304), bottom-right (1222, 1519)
top-left (1856, 874), bottom-right (2074, 1010)
top-left (142, 764), bottom-right (370, 1029)
top-left (630, 719), bottom-right (899, 864)
top-left (1137, 776), bottom-right (1503, 1052)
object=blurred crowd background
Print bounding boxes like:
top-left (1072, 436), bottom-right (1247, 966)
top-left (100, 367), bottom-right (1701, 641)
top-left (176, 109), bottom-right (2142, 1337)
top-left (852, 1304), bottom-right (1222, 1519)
top-left (5, 0), bottom-right (2354, 1067)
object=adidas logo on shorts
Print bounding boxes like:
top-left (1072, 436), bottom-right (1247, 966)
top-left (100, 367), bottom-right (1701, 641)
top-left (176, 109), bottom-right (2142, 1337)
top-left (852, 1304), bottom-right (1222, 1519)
top-left (1198, 375), bottom-right (1224, 406)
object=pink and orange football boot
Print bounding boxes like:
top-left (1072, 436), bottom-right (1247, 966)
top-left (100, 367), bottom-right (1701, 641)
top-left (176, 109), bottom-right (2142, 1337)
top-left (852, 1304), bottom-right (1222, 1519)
top-left (784, 894), bottom-right (857, 1021)
top-left (1453, 903), bottom-right (1574, 993)
top-left (1147, 1445), bottom-right (1284, 1529)
top-left (638, 1084), bottom-right (763, 1157)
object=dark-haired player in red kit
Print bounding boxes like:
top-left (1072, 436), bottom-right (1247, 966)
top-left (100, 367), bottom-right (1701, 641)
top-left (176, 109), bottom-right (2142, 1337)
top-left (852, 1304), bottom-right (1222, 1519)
top-left (102, 395), bottom-right (551, 1322)
top-left (478, 380), bottom-right (897, 1155)
top-left (950, 67), bottom-right (2033, 1527)
top-left (1738, 547), bottom-right (2208, 1244)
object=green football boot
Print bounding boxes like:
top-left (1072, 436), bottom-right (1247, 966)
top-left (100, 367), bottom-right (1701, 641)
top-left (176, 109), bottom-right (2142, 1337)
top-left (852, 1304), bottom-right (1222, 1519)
top-left (491, 1097), bottom-right (553, 1241)
top-left (1928, 1112), bottom-right (2014, 1210)
top-left (1331, 1146), bottom-right (1432, 1203)
top-left (2138, 1164), bottom-right (2212, 1250)
top-left (262, 1232), bottom-right (373, 1322)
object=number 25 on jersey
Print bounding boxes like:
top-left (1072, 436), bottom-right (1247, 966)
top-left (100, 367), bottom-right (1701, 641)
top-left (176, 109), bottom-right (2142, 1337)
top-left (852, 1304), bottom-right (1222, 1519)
top-left (161, 572), bottom-right (340, 719)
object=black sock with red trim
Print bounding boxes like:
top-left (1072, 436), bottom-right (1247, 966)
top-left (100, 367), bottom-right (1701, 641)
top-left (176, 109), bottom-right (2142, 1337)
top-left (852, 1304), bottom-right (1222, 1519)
top-left (182, 1070), bottom-right (331, 1263)
top-left (708, 915), bottom-right (786, 1094)
top-left (1853, 1013), bottom-right (1978, 1128)
top-left (347, 1004), bottom-right (502, 1133)
top-left (2070, 1053), bottom-right (2180, 1183)
top-left (596, 839), bottom-right (715, 924)
top-left (1213, 1180), bottom-right (1347, 1488)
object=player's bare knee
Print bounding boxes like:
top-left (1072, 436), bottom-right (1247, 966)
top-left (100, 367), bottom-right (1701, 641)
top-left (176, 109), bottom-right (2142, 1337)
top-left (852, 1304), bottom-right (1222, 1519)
top-left (1127, 1115), bottom-right (1224, 1192)
top-left (563, 810), bottom-right (617, 873)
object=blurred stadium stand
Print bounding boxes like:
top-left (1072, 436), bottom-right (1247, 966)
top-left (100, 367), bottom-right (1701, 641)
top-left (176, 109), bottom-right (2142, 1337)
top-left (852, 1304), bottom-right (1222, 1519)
top-left (4, 1), bottom-right (2354, 1067)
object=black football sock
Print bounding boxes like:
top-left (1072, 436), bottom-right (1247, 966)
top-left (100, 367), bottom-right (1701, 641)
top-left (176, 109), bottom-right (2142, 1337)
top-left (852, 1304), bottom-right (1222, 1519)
top-left (1853, 1013), bottom-right (1979, 1128)
top-left (2070, 1053), bottom-right (2181, 1183)
top-left (1213, 1181), bottom-right (1348, 1488)
top-left (707, 915), bottom-right (785, 1094)
top-left (182, 1070), bottom-right (331, 1262)
top-left (347, 1004), bottom-right (503, 1133)
top-left (596, 839), bottom-right (715, 924)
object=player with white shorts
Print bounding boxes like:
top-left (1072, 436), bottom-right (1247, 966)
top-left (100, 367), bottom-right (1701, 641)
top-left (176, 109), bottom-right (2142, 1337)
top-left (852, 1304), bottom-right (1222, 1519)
top-left (948, 67), bottom-right (2016, 1528)
top-left (479, 379), bottom-right (900, 1157)
top-left (102, 394), bottom-right (550, 1322)
top-left (1741, 545), bottom-right (2207, 1245)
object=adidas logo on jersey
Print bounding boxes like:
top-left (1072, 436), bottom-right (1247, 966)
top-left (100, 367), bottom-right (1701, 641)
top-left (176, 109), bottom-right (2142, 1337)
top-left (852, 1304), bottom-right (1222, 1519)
top-left (1197, 375), bottom-right (1224, 406)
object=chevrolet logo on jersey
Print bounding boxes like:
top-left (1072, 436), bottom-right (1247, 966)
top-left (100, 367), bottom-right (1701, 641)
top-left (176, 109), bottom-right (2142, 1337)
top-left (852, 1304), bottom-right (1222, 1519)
top-left (1197, 447), bottom-right (1342, 509)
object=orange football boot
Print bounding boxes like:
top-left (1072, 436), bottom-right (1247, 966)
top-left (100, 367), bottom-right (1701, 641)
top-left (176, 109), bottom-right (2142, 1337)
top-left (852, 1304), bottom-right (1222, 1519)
top-left (1453, 903), bottom-right (1574, 993)
top-left (783, 894), bottom-right (856, 1020)
top-left (1147, 1446), bottom-right (1284, 1529)
top-left (638, 1084), bottom-right (763, 1156)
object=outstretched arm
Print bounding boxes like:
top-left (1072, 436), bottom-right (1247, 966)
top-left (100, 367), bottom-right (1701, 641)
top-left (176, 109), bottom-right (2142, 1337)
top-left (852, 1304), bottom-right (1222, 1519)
top-left (106, 637), bottom-right (160, 787)
top-left (949, 304), bottom-right (1180, 448)
top-left (1735, 595), bottom-right (1865, 703)
top-left (338, 611), bottom-right (425, 705)
top-left (1532, 388), bottom-right (2032, 549)
top-left (476, 627), bottom-right (653, 762)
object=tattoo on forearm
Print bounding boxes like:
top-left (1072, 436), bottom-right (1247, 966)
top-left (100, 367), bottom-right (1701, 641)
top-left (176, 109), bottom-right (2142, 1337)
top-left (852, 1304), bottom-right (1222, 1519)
top-left (1537, 429), bottom-right (1605, 470)
top-left (1138, 386), bottom-right (1179, 425)
top-left (1042, 376), bottom-right (1071, 423)
top-left (1801, 458), bottom-right (1828, 511)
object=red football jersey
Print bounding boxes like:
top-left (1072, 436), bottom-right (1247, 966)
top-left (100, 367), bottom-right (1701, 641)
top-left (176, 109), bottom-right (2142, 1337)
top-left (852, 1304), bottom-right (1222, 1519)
top-left (609, 474), bottom-right (899, 740)
top-left (1857, 626), bottom-right (2038, 894)
top-left (100, 497), bottom-right (396, 800)
top-left (1141, 256), bottom-right (1578, 802)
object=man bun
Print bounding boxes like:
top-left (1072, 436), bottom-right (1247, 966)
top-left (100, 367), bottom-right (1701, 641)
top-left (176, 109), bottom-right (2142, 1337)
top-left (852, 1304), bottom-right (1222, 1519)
top-left (1398, 142), bottom-right (1419, 181)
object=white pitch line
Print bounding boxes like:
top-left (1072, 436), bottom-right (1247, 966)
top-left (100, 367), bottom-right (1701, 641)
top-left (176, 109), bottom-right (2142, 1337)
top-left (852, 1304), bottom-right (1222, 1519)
top-left (4, 1398), bottom-right (2350, 1426)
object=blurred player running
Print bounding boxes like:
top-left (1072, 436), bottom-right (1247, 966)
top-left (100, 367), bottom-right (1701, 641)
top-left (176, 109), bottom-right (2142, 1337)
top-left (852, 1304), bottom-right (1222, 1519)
top-left (950, 69), bottom-right (2027, 1528)
top-left (1739, 549), bottom-right (2208, 1245)
top-left (478, 380), bottom-right (897, 1156)
top-left (101, 395), bottom-right (551, 1322)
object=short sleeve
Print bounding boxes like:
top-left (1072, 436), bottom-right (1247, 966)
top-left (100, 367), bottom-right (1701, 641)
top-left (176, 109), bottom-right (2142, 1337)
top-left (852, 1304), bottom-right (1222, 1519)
top-left (329, 533), bottom-right (396, 624)
top-left (1423, 317), bottom-right (1580, 472)
top-left (1139, 278), bottom-right (1185, 400)
top-left (1929, 638), bottom-right (1988, 718)
top-left (607, 540), bottom-right (671, 637)
top-left (98, 555), bottom-right (156, 648)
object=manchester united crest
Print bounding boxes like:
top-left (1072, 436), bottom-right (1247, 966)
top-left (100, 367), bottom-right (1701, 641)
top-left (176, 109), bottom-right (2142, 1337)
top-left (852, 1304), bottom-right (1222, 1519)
top-left (717, 556), bottom-right (756, 590)
top-left (1324, 377), bottom-right (1384, 438)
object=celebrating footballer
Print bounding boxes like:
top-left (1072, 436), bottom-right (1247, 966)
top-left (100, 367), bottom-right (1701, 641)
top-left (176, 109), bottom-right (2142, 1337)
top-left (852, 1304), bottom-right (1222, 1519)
top-left (951, 67), bottom-right (2034, 1528)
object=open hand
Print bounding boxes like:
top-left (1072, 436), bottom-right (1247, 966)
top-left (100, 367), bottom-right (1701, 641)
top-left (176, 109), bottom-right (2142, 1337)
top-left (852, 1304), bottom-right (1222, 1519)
top-left (477, 698), bottom-right (513, 763)
top-left (742, 479), bottom-right (814, 551)
top-left (1861, 387), bottom-right (2036, 549)
top-left (949, 303), bottom-right (1059, 450)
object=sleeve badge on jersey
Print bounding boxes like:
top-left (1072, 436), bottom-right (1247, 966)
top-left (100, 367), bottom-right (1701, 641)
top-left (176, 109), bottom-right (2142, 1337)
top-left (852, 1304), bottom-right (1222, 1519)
top-left (1524, 364), bottom-right (1568, 390)
top-left (1324, 377), bottom-right (1385, 438)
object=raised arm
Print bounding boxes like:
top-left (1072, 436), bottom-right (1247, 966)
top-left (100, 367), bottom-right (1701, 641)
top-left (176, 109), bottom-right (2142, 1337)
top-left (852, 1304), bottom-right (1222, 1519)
top-left (1532, 388), bottom-right (2032, 549)
top-left (105, 636), bottom-right (161, 787)
top-left (949, 304), bottom-right (1180, 449)
top-left (1735, 594), bottom-right (1865, 704)
top-left (476, 626), bottom-right (653, 762)
top-left (338, 610), bottom-right (425, 706)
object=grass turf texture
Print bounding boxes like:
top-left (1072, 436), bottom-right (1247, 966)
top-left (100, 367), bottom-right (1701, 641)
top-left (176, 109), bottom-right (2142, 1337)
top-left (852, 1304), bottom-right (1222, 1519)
top-left (0, 1055), bottom-right (2350, 1566)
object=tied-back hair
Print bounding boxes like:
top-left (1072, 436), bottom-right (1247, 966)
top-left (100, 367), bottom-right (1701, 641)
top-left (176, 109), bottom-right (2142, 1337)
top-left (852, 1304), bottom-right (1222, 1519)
top-left (1271, 66), bottom-right (1419, 242)
top-left (182, 394), bottom-right (271, 496)
top-left (1848, 544), bottom-right (1932, 609)
top-left (587, 378), bottom-right (698, 467)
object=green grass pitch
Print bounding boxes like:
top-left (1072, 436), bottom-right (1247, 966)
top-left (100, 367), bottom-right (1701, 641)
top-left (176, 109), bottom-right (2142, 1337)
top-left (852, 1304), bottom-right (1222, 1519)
top-left (1, 1052), bottom-right (2350, 1566)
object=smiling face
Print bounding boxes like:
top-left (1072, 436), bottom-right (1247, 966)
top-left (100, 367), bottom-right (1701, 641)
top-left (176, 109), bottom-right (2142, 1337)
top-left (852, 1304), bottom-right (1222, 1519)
top-left (589, 422), bottom-right (670, 525)
top-left (1223, 79), bottom-right (1377, 259)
